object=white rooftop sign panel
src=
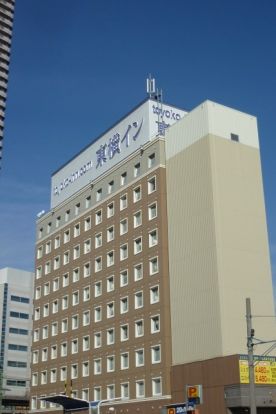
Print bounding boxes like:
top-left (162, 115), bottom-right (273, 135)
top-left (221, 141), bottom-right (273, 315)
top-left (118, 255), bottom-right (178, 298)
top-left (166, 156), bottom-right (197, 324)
top-left (51, 99), bottom-right (187, 208)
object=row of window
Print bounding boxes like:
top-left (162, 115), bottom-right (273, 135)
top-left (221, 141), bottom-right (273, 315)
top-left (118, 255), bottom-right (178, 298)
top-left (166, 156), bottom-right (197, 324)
top-left (38, 154), bottom-right (156, 239)
top-left (34, 285), bottom-right (159, 322)
top-left (10, 311), bottom-right (29, 319)
top-left (33, 314), bottom-right (160, 343)
top-left (35, 259), bottom-right (158, 299)
top-left (9, 327), bottom-right (29, 335)
top-left (8, 360), bottom-right (27, 368)
top-left (38, 230), bottom-right (158, 277)
top-left (10, 295), bottom-right (30, 304)
top-left (32, 344), bottom-right (161, 385)
top-left (31, 375), bottom-right (161, 409)
top-left (37, 199), bottom-right (157, 262)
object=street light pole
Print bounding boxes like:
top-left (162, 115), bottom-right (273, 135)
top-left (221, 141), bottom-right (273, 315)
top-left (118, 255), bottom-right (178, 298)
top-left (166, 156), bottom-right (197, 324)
top-left (246, 298), bottom-right (257, 414)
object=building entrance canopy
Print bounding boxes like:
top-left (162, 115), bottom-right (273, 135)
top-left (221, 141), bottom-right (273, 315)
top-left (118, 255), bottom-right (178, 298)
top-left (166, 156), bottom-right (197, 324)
top-left (39, 395), bottom-right (99, 411)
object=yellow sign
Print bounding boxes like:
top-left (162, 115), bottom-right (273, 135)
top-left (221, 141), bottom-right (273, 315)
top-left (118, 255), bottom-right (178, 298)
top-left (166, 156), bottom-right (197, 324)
top-left (239, 355), bottom-right (276, 384)
top-left (167, 408), bottom-right (175, 414)
top-left (187, 385), bottom-right (200, 399)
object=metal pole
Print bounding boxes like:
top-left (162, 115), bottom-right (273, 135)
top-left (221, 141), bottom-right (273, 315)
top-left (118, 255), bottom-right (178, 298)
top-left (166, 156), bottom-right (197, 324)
top-left (246, 298), bottom-right (257, 414)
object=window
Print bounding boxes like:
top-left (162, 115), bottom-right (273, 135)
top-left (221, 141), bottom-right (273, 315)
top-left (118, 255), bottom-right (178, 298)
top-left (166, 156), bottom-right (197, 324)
top-left (107, 355), bottom-right (115, 372)
top-left (63, 251), bottom-right (70, 265)
top-left (55, 216), bottom-right (61, 228)
top-left (36, 266), bottom-right (42, 279)
top-left (45, 261), bottom-right (51, 275)
top-left (61, 318), bottom-right (68, 333)
top-left (51, 322), bottom-right (58, 336)
top-left (135, 291), bottom-right (143, 309)
top-left (149, 229), bottom-right (158, 247)
top-left (61, 342), bottom-right (67, 357)
top-left (60, 366), bottom-right (67, 381)
top-left (148, 202), bottom-right (157, 220)
top-left (107, 384), bottom-right (115, 399)
top-left (150, 285), bottom-right (160, 303)
top-left (94, 359), bottom-right (101, 375)
top-left (83, 310), bottom-right (90, 326)
top-left (74, 223), bottom-right (80, 237)
top-left (71, 339), bottom-right (78, 354)
top-left (107, 275), bottom-right (114, 292)
top-left (35, 287), bottom-right (41, 300)
top-left (33, 329), bottom-right (39, 342)
top-left (72, 290), bottom-right (79, 306)
top-left (84, 262), bottom-right (91, 278)
top-left (71, 363), bottom-right (78, 379)
top-left (134, 210), bottom-right (142, 227)
top-left (37, 246), bottom-right (43, 259)
top-left (151, 345), bottom-right (161, 363)
top-left (52, 299), bottom-right (58, 314)
top-left (120, 194), bottom-right (127, 210)
top-left (120, 297), bottom-right (128, 314)
top-left (54, 255), bottom-right (60, 270)
top-left (120, 218), bottom-right (128, 235)
top-left (148, 153), bottom-right (155, 168)
top-left (45, 242), bottom-right (51, 255)
top-left (41, 371), bottom-right (47, 385)
top-left (47, 222), bottom-right (52, 234)
top-left (231, 133), bottom-right (239, 142)
top-left (121, 172), bottom-right (127, 186)
top-left (135, 349), bottom-right (144, 367)
top-left (32, 373), bottom-right (38, 386)
top-left (134, 162), bottom-right (140, 177)
top-left (34, 307), bottom-right (40, 321)
top-left (134, 263), bottom-right (143, 281)
top-left (134, 237), bottom-right (142, 254)
top-left (151, 315), bottom-right (160, 333)
top-left (73, 245), bottom-right (80, 260)
top-left (83, 335), bottom-right (90, 351)
top-left (38, 228), bottom-right (43, 239)
top-left (32, 351), bottom-right (39, 364)
top-left (42, 325), bottom-right (48, 339)
top-left (121, 382), bottom-right (129, 399)
top-left (82, 361), bottom-right (89, 377)
top-left (44, 282), bottom-right (50, 296)
top-left (84, 239), bottom-right (91, 254)
top-left (84, 216), bottom-right (91, 231)
top-left (136, 380), bottom-right (145, 398)
top-left (72, 314), bottom-right (79, 330)
top-left (42, 348), bottom-right (48, 361)
top-left (54, 236), bottom-right (60, 249)
top-left (64, 229), bottom-right (70, 243)
top-left (107, 250), bottom-right (114, 267)
top-left (121, 352), bottom-right (129, 369)
top-left (94, 332), bottom-right (101, 348)
top-left (94, 387), bottom-right (101, 401)
top-left (75, 203), bottom-right (80, 216)
top-left (63, 273), bottom-right (69, 287)
top-left (133, 186), bottom-right (141, 202)
top-left (135, 319), bottom-right (144, 337)
top-left (95, 233), bottom-right (102, 248)
top-left (107, 202), bottom-right (114, 218)
top-left (31, 397), bottom-right (37, 410)
top-left (107, 328), bottom-right (115, 345)
top-left (95, 210), bottom-right (102, 225)
top-left (149, 257), bottom-right (159, 275)
top-left (120, 324), bottom-right (129, 341)
top-left (51, 345), bottom-right (57, 359)
top-left (53, 277), bottom-right (59, 291)
top-left (65, 209), bottom-right (70, 222)
top-left (148, 176), bottom-right (156, 194)
top-left (94, 281), bottom-right (102, 297)
top-left (108, 180), bottom-right (114, 194)
top-left (152, 377), bottom-right (162, 396)
top-left (43, 303), bottom-right (49, 317)
top-left (96, 188), bottom-right (102, 202)
top-left (85, 196), bottom-right (91, 208)
top-left (83, 286), bottom-right (90, 302)
top-left (120, 270), bottom-right (128, 287)
top-left (95, 256), bottom-right (102, 272)
top-left (120, 243), bottom-right (128, 261)
top-left (94, 306), bottom-right (102, 322)
top-left (107, 226), bottom-right (114, 242)
top-left (107, 302), bottom-right (115, 318)
top-left (62, 295), bottom-right (68, 310)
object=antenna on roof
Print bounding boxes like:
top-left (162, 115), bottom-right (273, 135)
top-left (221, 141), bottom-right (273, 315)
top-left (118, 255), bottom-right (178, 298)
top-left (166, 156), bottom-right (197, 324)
top-left (146, 74), bottom-right (156, 99)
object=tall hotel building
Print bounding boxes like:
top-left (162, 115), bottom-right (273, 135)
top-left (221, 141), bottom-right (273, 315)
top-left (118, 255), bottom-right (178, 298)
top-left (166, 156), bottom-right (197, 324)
top-left (31, 98), bottom-right (276, 414)
top-left (0, 0), bottom-right (15, 166)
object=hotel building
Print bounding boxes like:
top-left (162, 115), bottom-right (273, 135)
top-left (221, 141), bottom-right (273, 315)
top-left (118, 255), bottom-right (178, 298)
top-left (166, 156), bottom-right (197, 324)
top-left (0, 0), bottom-right (15, 167)
top-left (0, 267), bottom-right (34, 413)
top-left (31, 98), bottom-right (276, 414)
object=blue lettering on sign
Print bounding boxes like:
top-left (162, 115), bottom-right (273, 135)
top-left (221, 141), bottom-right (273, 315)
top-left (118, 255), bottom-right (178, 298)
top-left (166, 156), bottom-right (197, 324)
top-left (152, 105), bottom-right (181, 121)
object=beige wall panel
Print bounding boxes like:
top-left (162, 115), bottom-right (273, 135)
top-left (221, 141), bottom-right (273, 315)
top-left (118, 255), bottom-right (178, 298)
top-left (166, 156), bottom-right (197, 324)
top-left (166, 137), bottom-right (223, 364)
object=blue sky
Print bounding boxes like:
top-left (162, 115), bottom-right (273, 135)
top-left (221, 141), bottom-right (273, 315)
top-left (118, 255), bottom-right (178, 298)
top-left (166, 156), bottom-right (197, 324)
top-left (0, 0), bottom-right (275, 295)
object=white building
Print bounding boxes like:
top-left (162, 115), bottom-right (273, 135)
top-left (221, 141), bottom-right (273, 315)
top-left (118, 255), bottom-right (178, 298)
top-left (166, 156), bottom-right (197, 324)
top-left (0, 267), bottom-right (34, 413)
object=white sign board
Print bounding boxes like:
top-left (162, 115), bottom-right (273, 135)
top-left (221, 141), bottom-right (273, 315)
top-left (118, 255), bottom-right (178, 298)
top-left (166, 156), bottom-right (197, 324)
top-left (51, 99), bottom-right (187, 208)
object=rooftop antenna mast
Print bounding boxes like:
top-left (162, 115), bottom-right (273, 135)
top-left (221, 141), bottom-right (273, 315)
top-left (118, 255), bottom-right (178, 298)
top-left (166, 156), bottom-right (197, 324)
top-left (146, 74), bottom-right (156, 99)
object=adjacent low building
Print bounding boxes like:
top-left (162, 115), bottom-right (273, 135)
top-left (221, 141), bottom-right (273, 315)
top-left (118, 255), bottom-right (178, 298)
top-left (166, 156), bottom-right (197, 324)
top-left (30, 97), bottom-right (276, 414)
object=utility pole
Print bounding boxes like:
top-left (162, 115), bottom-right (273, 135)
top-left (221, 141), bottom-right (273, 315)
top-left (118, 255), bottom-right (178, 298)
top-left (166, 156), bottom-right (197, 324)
top-left (246, 298), bottom-right (257, 414)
